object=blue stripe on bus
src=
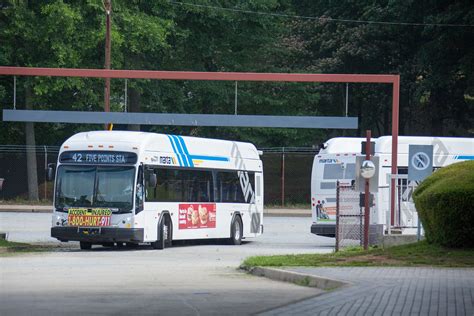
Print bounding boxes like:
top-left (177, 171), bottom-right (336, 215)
top-left (167, 135), bottom-right (184, 167)
top-left (190, 155), bottom-right (229, 162)
top-left (177, 135), bottom-right (229, 163)
top-left (177, 135), bottom-right (194, 167)
top-left (173, 135), bottom-right (190, 167)
top-left (171, 135), bottom-right (188, 167)
top-left (456, 155), bottom-right (474, 160)
top-left (167, 134), bottom-right (230, 167)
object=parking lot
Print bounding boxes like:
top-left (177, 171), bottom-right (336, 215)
top-left (0, 212), bottom-right (334, 315)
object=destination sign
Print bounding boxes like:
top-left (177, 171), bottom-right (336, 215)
top-left (60, 151), bottom-right (137, 165)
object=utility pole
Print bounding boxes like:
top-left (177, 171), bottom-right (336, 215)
top-left (363, 130), bottom-right (372, 250)
top-left (104, 0), bottom-right (112, 129)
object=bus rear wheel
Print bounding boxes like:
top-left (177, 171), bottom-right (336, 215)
top-left (229, 216), bottom-right (243, 245)
top-left (80, 241), bottom-right (92, 250)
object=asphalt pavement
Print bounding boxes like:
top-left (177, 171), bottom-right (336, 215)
top-left (2, 207), bottom-right (473, 315)
top-left (0, 213), bottom-right (330, 315)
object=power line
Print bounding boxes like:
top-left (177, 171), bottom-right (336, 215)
top-left (170, 1), bottom-right (474, 28)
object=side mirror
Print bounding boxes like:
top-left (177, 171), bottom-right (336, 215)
top-left (148, 173), bottom-right (157, 188)
top-left (47, 163), bottom-right (56, 181)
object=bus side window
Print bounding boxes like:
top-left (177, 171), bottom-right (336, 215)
top-left (323, 164), bottom-right (344, 179)
top-left (344, 163), bottom-right (355, 179)
top-left (212, 171), bottom-right (220, 202)
top-left (190, 171), bottom-right (212, 203)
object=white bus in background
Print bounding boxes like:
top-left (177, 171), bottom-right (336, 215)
top-left (311, 136), bottom-right (474, 237)
top-left (51, 131), bottom-right (264, 250)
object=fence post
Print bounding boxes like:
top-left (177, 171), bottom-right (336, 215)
top-left (281, 147), bottom-right (285, 207)
top-left (363, 130), bottom-right (371, 250)
top-left (335, 180), bottom-right (340, 252)
top-left (360, 204), bottom-right (363, 247)
top-left (44, 145), bottom-right (47, 200)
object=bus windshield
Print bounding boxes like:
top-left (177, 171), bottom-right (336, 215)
top-left (55, 165), bottom-right (135, 213)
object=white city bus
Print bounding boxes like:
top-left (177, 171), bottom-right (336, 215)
top-left (311, 136), bottom-right (474, 237)
top-left (51, 131), bottom-right (264, 250)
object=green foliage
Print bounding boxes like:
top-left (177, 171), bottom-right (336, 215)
top-left (288, 0), bottom-right (474, 136)
top-left (413, 161), bottom-right (474, 248)
top-left (0, 0), bottom-right (473, 147)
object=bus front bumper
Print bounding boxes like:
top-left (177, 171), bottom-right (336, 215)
top-left (311, 223), bottom-right (335, 238)
top-left (51, 227), bottom-right (144, 243)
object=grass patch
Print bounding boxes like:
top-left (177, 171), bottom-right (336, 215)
top-left (242, 241), bottom-right (474, 268)
top-left (0, 239), bottom-right (52, 256)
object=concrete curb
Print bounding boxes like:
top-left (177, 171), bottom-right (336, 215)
top-left (242, 266), bottom-right (348, 291)
top-left (264, 211), bottom-right (311, 217)
top-left (0, 205), bottom-right (52, 213)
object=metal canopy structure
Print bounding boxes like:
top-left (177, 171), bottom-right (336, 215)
top-left (0, 66), bottom-right (400, 225)
top-left (0, 67), bottom-right (397, 83)
top-left (3, 110), bottom-right (357, 129)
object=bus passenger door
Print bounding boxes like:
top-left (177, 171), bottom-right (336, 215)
top-left (253, 173), bottom-right (263, 234)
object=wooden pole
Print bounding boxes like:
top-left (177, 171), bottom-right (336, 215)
top-left (104, 0), bottom-right (112, 129)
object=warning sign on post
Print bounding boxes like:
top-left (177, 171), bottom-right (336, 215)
top-left (408, 145), bottom-right (433, 181)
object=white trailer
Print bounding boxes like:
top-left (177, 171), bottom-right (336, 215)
top-left (51, 131), bottom-right (264, 250)
top-left (311, 136), bottom-right (474, 237)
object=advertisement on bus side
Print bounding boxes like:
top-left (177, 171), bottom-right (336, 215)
top-left (178, 203), bottom-right (216, 229)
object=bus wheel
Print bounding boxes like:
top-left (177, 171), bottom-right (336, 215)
top-left (152, 218), bottom-right (166, 250)
top-left (80, 241), bottom-right (92, 250)
top-left (164, 217), bottom-right (173, 247)
top-left (229, 216), bottom-right (243, 246)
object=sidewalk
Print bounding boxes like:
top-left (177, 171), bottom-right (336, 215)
top-left (257, 266), bottom-right (474, 315)
top-left (0, 204), bottom-right (311, 217)
top-left (0, 204), bottom-right (52, 213)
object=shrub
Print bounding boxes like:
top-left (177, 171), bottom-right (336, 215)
top-left (413, 160), bottom-right (474, 248)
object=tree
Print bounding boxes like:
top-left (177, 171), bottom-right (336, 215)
top-left (0, 1), bottom-right (105, 200)
top-left (286, 0), bottom-right (474, 137)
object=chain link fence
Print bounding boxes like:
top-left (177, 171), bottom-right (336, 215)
top-left (0, 145), bottom-right (317, 206)
top-left (335, 181), bottom-right (384, 250)
top-left (0, 145), bottom-right (59, 201)
top-left (335, 182), bottom-right (364, 251)
top-left (260, 148), bottom-right (317, 206)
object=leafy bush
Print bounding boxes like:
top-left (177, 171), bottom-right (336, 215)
top-left (413, 161), bottom-right (474, 248)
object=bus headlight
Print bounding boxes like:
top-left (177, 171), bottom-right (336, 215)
top-left (122, 217), bottom-right (132, 228)
top-left (54, 215), bottom-right (67, 226)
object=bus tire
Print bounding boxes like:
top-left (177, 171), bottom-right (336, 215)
top-left (165, 216), bottom-right (173, 247)
top-left (229, 215), bottom-right (243, 246)
top-left (80, 241), bottom-right (92, 250)
top-left (152, 215), bottom-right (171, 250)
